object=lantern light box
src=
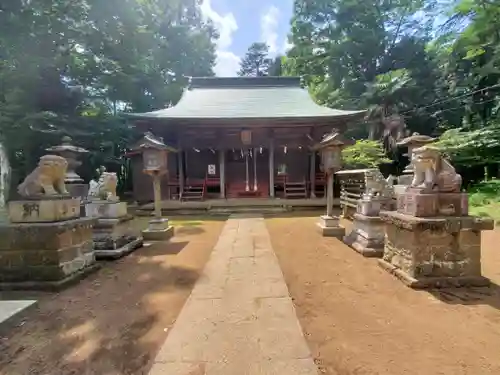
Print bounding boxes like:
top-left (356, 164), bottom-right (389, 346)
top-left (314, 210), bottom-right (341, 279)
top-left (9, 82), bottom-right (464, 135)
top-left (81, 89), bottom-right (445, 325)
top-left (142, 148), bottom-right (168, 173)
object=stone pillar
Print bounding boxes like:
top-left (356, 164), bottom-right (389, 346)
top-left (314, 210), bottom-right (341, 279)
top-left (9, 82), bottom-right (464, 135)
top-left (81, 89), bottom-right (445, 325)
top-left (253, 148), bottom-right (258, 191)
top-left (269, 141), bottom-right (275, 198)
top-left (310, 151), bottom-right (316, 198)
top-left (326, 173), bottom-right (333, 217)
top-left (219, 149), bottom-right (226, 198)
top-left (153, 174), bottom-right (162, 219)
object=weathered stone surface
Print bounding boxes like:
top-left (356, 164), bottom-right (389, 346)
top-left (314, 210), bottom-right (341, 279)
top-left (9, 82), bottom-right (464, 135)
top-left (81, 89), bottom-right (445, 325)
top-left (317, 215), bottom-right (345, 237)
top-left (8, 198), bottom-right (80, 223)
top-left (397, 190), bottom-right (468, 217)
top-left (380, 211), bottom-right (493, 288)
top-left (91, 214), bottom-right (143, 259)
top-left (142, 225), bottom-right (174, 241)
top-left (0, 217), bottom-right (98, 290)
top-left (149, 215), bottom-right (318, 375)
top-left (85, 201), bottom-right (127, 219)
top-left (66, 183), bottom-right (88, 199)
top-left (344, 213), bottom-right (384, 257)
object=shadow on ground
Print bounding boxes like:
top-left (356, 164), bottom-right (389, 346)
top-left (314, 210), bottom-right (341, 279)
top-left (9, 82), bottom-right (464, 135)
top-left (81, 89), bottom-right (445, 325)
top-left (0, 218), bottom-right (226, 375)
top-left (429, 283), bottom-right (500, 311)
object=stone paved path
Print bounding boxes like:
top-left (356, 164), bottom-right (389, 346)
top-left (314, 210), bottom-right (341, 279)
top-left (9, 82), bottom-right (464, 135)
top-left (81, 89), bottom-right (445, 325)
top-left (149, 214), bottom-right (319, 375)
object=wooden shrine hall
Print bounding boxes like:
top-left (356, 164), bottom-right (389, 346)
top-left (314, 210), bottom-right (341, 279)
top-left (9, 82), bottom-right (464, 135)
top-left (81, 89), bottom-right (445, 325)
top-left (126, 76), bottom-right (365, 206)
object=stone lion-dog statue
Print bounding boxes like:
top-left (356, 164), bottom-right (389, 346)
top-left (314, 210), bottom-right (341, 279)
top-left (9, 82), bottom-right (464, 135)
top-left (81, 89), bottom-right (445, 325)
top-left (364, 169), bottom-right (394, 199)
top-left (88, 171), bottom-right (119, 201)
top-left (411, 145), bottom-right (462, 193)
top-left (17, 155), bottom-right (69, 197)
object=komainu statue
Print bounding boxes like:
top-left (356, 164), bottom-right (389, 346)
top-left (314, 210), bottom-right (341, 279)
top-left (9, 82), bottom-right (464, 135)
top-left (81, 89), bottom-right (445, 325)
top-left (410, 145), bottom-right (462, 192)
top-left (17, 155), bottom-right (69, 197)
top-left (88, 171), bottom-right (119, 201)
top-left (364, 169), bottom-right (394, 199)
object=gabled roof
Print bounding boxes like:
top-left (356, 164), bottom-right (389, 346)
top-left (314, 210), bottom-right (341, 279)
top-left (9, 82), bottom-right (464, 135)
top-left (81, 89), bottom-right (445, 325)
top-left (126, 77), bottom-right (366, 121)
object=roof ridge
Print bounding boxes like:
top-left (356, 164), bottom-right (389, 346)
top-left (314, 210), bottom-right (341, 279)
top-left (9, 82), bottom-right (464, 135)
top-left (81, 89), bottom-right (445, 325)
top-left (189, 76), bottom-right (301, 89)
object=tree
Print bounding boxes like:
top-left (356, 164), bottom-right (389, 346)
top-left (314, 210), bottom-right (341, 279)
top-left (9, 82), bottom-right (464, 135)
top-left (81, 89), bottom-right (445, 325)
top-left (289, 0), bottom-right (439, 133)
top-left (268, 56), bottom-right (284, 76)
top-left (0, 0), bottom-right (218, 187)
top-left (342, 140), bottom-right (391, 169)
top-left (238, 42), bottom-right (272, 77)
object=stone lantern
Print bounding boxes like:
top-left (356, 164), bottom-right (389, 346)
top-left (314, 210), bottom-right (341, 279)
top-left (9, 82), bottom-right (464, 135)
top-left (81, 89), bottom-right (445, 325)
top-left (46, 136), bottom-right (89, 199)
top-left (136, 132), bottom-right (177, 241)
top-left (313, 131), bottom-right (354, 237)
top-left (394, 132), bottom-right (436, 194)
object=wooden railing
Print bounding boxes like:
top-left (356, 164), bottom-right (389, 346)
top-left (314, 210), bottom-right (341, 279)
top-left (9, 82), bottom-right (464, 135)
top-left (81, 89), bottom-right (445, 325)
top-left (335, 169), bottom-right (373, 219)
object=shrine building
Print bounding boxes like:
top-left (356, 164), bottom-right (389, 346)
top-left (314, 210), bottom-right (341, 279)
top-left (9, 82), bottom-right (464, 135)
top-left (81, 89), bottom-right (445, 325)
top-left (126, 76), bottom-right (365, 205)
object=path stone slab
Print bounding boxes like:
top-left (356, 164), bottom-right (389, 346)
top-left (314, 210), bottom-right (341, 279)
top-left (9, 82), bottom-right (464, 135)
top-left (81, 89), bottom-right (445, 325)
top-left (0, 300), bottom-right (37, 326)
top-left (150, 215), bottom-right (319, 375)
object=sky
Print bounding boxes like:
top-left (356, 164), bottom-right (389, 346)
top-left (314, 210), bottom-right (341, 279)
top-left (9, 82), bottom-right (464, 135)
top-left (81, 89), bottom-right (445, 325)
top-left (200, 0), bottom-right (294, 77)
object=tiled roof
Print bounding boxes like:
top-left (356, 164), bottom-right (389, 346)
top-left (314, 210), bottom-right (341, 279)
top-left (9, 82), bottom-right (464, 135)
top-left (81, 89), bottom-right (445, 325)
top-left (126, 77), bottom-right (366, 120)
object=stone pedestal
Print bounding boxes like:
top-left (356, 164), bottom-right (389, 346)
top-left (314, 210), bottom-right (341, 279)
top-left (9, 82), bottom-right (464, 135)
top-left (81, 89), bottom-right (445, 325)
top-left (8, 198), bottom-right (80, 223)
top-left (66, 183), bottom-right (88, 200)
top-left (92, 215), bottom-right (143, 259)
top-left (142, 218), bottom-right (174, 241)
top-left (0, 217), bottom-right (98, 290)
top-left (379, 211), bottom-right (493, 288)
top-left (85, 201), bottom-right (143, 259)
top-left (343, 198), bottom-right (389, 257)
top-left (85, 200), bottom-right (128, 219)
top-left (316, 215), bottom-right (345, 238)
top-left (344, 213), bottom-right (385, 257)
top-left (397, 189), bottom-right (468, 217)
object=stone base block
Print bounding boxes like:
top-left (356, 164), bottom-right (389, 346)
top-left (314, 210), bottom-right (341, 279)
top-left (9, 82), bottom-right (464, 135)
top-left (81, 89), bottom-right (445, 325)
top-left (142, 226), bottom-right (174, 241)
top-left (0, 264), bottom-right (101, 292)
top-left (92, 214), bottom-right (143, 259)
top-left (95, 237), bottom-right (144, 260)
top-left (397, 190), bottom-right (468, 217)
top-left (343, 214), bottom-right (384, 257)
top-left (0, 217), bottom-right (98, 290)
top-left (66, 183), bottom-right (88, 199)
top-left (8, 198), bottom-right (80, 223)
top-left (317, 215), bottom-right (345, 237)
top-left (85, 201), bottom-right (127, 219)
top-left (378, 259), bottom-right (490, 289)
top-left (357, 198), bottom-right (393, 217)
top-left (379, 211), bottom-right (493, 289)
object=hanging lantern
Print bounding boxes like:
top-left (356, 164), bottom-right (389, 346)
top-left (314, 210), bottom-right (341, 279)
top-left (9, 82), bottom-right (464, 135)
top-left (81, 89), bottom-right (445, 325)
top-left (241, 130), bottom-right (252, 145)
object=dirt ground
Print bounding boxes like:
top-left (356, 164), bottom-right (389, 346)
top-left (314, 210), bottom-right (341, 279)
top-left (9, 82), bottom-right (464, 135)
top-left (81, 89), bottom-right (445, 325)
top-left (267, 214), bottom-right (500, 375)
top-left (0, 217), bottom-right (226, 375)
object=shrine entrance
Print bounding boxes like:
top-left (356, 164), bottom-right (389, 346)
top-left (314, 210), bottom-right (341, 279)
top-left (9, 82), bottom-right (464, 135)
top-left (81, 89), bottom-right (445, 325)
top-left (226, 148), bottom-right (270, 198)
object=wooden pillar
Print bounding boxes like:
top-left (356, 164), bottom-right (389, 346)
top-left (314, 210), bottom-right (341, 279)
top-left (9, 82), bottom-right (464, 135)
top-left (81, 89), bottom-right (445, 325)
top-left (253, 148), bottom-right (258, 191)
top-left (269, 141), bottom-right (275, 198)
top-left (245, 150), bottom-right (250, 191)
top-left (178, 149), bottom-right (184, 198)
top-left (219, 149), bottom-right (226, 198)
top-left (310, 151), bottom-right (316, 198)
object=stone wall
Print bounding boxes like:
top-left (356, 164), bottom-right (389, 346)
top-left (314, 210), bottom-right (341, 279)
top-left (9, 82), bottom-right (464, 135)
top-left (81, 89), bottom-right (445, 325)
top-left (381, 212), bottom-right (491, 282)
top-left (0, 217), bottom-right (96, 286)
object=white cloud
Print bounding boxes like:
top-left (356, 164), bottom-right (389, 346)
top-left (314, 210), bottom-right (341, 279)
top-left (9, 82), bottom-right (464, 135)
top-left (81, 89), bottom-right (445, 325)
top-left (214, 51), bottom-right (241, 77)
top-left (201, 0), bottom-right (240, 76)
top-left (283, 37), bottom-right (293, 53)
top-left (260, 5), bottom-right (280, 55)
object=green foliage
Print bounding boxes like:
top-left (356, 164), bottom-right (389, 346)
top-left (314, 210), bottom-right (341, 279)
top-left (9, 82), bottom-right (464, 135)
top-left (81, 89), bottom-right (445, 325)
top-left (468, 179), bottom-right (500, 207)
top-left (289, 0), bottom-right (442, 139)
top-left (436, 119), bottom-right (500, 166)
top-left (238, 43), bottom-right (273, 77)
top-left (466, 179), bottom-right (500, 220)
top-left (0, 0), bottom-right (217, 189)
top-left (342, 140), bottom-right (391, 169)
